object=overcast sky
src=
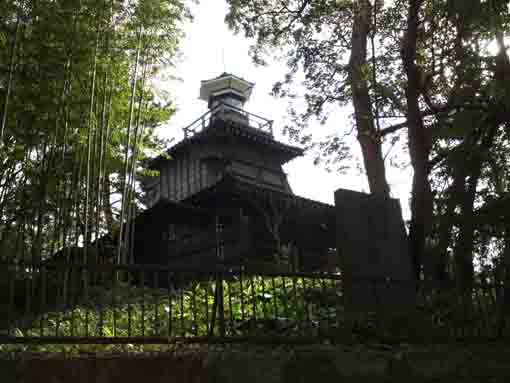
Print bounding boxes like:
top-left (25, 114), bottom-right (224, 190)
top-left (155, 0), bottom-right (413, 216)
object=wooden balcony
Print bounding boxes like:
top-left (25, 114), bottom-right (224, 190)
top-left (183, 102), bottom-right (274, 139)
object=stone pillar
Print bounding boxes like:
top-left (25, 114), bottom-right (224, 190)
top-left (334, 189), bottom-right (415, 316)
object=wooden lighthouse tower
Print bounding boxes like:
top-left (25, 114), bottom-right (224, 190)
top-left (136, 73), bottom-right (337, 272)
top-left (144, 73), bottom-right (303, 207)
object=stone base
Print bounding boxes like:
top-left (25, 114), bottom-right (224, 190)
top-left (3, 343), bottom-right (510, 383)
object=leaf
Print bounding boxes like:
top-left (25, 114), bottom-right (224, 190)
top-left (0, 31), bottom-right (7, 46)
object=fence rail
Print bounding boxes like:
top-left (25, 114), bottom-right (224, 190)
top-left (0, 262), bottom-right (509, 344)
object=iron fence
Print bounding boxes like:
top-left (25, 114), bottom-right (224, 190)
top-left (0, 262), bottom-right (509, 344)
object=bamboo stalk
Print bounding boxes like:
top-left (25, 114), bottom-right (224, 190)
top-left (0, 13), bottom-right (20, 143)
top-left (124, 53), bottom-right (151, 263)
top-left (84, 28), bottom-right (100, 264)
top-left (117, 26), bottom-right (143, 264)
top-left (95, 1), bottom-right (115, 246)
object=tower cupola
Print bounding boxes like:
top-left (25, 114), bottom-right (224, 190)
top-left (199, 73), bottom-right (254, 110)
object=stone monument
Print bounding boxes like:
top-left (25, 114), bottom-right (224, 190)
top-left (335, 189), bottom-right (415, 316)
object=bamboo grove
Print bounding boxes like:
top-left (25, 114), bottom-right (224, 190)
top-left (0, 0), bottom-right (188, 264)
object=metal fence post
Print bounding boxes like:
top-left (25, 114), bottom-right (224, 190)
top-left (217, 271), bottom-right (225, 338)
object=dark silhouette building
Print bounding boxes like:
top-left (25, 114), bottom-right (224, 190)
top-left (135, 73), bottom-right (337, 272)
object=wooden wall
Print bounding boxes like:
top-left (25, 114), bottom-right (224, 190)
top-left (147, 139), bottom-right (294, 207)
top-left (159, 155), bottom-right (207, 202)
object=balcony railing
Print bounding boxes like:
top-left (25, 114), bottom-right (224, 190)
top-left (183, 102), bottom-right (274, 139)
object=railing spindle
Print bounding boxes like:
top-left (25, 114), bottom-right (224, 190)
top-left (204, 278), bottom-right (209, 337)
top-left (250, 274), bottom-right (257, 324)
top-left (167, 272), bottom-right (173, 338)
top-left (180, 279), bottom-right (185, 337)
top-left (271, 276), bottom-right (278, 321)
top-left (239, 271), bottom-right (245, 327)
top-left (83, 266), bottom-right (89, 337)
top-left (261, 276), bottom-right (267, 320)
top-left (141, 269), bottom-right (146, 337)
top-left (154, 270), bottom-right (159, 336)
top-left (282, 276), bottom-right (289, 325)
top-left (7, 264), bottom-right (15, 337)
top-left (70, 266), bottom-right (75, 337)
top-left (97, 269), bottom-right (104, 337)
top-left (291, 275), bottom-right (298, 324)
top-left (302, 277), bottom-right (310, 330)
top-left (191, 279), bottom-right (198, 336)
top-left (320, 277), bottom-right (328, 335)
top-left (227, 276), bottom-right (233, 335)
top-left (127, 270), bottom-right (132, 337)
top-left (217, 271), bottom-right (225, 338)
top-left (112, 269), bottom-right (116, 338)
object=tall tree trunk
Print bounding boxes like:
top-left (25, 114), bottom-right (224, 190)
top-left (453, 167), bottom-right (479, 291)
top-left (402, 0), bottom-right (433, 281)
top-left (437, 134), bottom-right (476, 284)
top-left (435, 173), bottom-right (462, 283)
top-left (348, 0), bottom-right (390, 197)
top-left (454, 123), bottom-right (497, 290)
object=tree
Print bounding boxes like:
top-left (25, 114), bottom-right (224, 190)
top-left (226, 0), bottom-right (510, 287)
top-left (420, 0), bottom-right (510, 288)
top-left (226, 0), bottom-right (391, 197)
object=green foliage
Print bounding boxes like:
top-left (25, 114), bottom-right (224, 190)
top-left (0, 275), bottom-right (503, 354)
top-left (226, 0), bottom-right (510, 285)
top-left (0, 275), bottom-right (340, 353)
top-left (0, 0), bottom-right (190, 261)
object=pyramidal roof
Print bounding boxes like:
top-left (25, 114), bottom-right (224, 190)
top-left (199, 73), bottom-right (254, 104)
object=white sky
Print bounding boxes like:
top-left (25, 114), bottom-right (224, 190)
top-left (156, 0), bottom-right (413, 217)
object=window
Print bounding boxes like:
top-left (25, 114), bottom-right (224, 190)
top-left (167, 224), bottom-right (176, 241)
top-left (212, 96), bottom-right (243, 110)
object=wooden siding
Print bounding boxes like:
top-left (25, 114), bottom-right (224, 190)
top-left (151, 135), bottom-right (295, 205)
top-left (156, 152), bottom-right (209, 202)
